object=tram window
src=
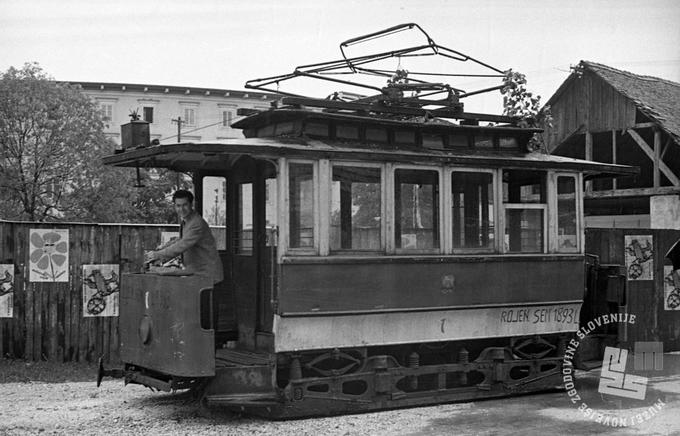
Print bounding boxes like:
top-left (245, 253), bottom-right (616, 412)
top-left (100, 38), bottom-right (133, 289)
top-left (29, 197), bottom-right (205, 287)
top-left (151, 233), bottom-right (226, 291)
top-left (366, 127), bottom-right (388, 143)
top-left (395, 169), bottom-right (439, 250)
top-left (305, 122), bottom-right (329, 137)
top-left (504, 209), bottom-right (544, 253)
top-left (451, 172), bottom-right (494, 250)
top-left (394, 130), bottom-right (416, 145)
top-left (422, 134), bottom-right (444, 150)
top-left (202, 176), bottom-right (227, 251)
top-left (336, 124), bottom-right (359, 140)
top-left (474, 134), bottom-right (493, 149)
top-left (265, 178), bottom-right (278, 247)
top-left (503, 170), bottom-right (546, 203)
top-left (258, 124), bottom-right (275, 137)
top-left (289, 163), bottom-right (315, 248)
top-left (448, 134), bottom-right (469, 148)
top-left (236, 183), bottom-right (253, 255)
top-left (503, 170), bottom-right (546, 253)
top-left (557, 176), bottom-right (578, 252)
top-left (275, 122), bottom-right (296, 136)
top-left (330, 166), bottom-right (381, 251)
top-left (499, 137), bottom-right (518, 149)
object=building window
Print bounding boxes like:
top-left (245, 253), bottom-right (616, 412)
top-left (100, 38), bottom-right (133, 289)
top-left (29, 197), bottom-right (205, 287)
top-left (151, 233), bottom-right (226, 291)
top-left (395, 169), bottom-right (439, 250)
top-left (330, 166), bottom-right (381, 251)
top-left (143, 107), bottom-right (154, 123)
top-left (557, 175), bottom-right (578, 252)
top-left (183, 107), bottom-right (196, 127)
top-left (503, 170), bottom-right (546, 253)
top-left (100, 103), bottom-right (113, 122)
top-left (452, 171), bottom-right (494, 250)
top-left (222, 110), bottom-right (232, 127)
top-left (289, 163), bottom-right (315, 248)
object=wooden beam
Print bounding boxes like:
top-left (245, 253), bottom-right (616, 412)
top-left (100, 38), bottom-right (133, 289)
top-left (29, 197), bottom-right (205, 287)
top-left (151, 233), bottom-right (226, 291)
top-left (661, 136), bottom-right (672, 160)
top-left (654, 129), bottom-right (661, 187)
top-left (626, 128), bottom-right (680, 186)
top-left (585, 131), bottom-right (593, 195)
top-left (612, 130), bottom-right (617, 190)
top-left (586, 186), bottom-right (680, 199)
top-left (634, 122), bottom-right (657, 129)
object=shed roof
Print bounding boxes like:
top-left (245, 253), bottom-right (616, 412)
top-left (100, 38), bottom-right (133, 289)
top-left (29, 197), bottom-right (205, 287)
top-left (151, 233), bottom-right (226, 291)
top-left (547, 61), bottom-right (680, 143)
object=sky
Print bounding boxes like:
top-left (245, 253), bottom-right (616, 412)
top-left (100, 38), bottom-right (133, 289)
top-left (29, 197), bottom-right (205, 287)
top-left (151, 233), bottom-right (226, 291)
top-left (1, 0), bottom-right (679, 114)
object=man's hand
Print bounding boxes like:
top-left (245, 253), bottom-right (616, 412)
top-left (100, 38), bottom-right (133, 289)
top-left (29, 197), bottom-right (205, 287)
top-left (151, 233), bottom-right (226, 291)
top-left (144, 250), bottom-right (160, 263)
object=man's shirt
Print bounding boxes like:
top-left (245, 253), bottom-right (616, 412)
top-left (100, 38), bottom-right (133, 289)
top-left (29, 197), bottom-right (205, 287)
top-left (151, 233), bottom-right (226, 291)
top-left (156, 211), bottom-right (224, 284)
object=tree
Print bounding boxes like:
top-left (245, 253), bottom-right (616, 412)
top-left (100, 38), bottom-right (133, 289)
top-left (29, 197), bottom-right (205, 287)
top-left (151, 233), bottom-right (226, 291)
top-left (0, 63), bottom-right (111, 221)
top-left (0, 63), bottom-right (190, 223)
top-left (501, 70), bottom-right (553, 152)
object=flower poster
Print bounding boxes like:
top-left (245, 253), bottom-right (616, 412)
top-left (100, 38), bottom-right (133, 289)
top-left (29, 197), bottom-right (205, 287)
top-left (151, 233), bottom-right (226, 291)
top-left (664, 265), bottom-right (680, 311)
top-left (83, 264), bottom-right (120, 317)
top-left (624, 235), bottom-right (654, 281)
top-left (29, 229), bottom-right (69, 282)
top-left (0, 264), bottom-right (14, 318)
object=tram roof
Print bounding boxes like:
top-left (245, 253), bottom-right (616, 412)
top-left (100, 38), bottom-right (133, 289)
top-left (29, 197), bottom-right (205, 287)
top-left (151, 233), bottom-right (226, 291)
top-left (103, 137), bottom-right (637, 178)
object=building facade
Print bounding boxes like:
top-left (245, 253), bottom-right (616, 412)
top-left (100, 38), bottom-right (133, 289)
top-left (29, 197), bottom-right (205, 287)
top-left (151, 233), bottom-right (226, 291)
top-left (69, 82), bottom-right (279, 228)
top-left (70, 81), bottom-right (277, 147)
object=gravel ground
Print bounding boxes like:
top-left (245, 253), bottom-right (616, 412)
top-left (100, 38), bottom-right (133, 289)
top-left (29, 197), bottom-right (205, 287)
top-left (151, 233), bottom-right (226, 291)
top-left (1, 359), bottom-right (679, 435)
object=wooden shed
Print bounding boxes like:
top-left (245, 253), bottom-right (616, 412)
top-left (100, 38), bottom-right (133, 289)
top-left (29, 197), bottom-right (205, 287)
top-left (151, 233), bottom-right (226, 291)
top-left (545, 61), bottom-right (680, 229)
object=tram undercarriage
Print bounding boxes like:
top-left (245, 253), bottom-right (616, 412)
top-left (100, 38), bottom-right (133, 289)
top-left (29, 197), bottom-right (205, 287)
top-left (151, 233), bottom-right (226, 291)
top-left (113, 334), bottom-right (567, 419)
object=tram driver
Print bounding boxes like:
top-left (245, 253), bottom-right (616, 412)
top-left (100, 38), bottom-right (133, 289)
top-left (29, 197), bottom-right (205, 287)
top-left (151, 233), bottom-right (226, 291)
top-left (144, 190), bottom-right (224, 284)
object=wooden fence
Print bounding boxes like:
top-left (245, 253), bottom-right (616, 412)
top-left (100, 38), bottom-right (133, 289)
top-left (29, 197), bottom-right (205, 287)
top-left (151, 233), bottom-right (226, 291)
top-left (2, 220), bottom-right (679, 363)
top-left (0, 220), bottom-right (212, 363)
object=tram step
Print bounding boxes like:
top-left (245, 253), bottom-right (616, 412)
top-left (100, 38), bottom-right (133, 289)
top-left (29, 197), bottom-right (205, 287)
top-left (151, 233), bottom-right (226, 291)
top-left (215, 348), bottom-right (273, 367)
top-left (206, 392), bottom-right (279, 407)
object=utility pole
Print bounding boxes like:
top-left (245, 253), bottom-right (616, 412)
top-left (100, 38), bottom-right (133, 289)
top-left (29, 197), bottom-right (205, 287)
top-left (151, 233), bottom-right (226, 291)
top-left (170, 116), bottom-right (184, 189)
top-left (171, 116), bottom-right (183, 143)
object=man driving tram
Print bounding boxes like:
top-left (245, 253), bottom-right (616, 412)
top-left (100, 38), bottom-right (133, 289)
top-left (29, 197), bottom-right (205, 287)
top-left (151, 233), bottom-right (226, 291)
top-left (144, 189), bottom-right (224, 284)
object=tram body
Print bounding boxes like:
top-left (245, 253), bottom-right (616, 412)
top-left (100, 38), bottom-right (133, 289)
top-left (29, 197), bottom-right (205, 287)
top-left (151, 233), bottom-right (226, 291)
top-left (101, 102), bottom-right (634, 418)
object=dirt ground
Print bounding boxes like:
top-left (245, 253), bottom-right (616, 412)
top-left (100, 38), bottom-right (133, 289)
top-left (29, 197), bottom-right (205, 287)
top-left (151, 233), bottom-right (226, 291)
top-left (1, 358), bottom-right (679, 435)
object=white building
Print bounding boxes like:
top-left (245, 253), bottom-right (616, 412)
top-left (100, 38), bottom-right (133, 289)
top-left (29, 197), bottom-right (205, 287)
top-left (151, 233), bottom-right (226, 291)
top-left (69, 82), bottom-right (279, 230)
top-left (70, 81), bottom-right (276, 146)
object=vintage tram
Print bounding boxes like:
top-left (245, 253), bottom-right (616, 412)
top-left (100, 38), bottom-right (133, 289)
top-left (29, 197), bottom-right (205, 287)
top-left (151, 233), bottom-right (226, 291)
top-left (98, 25), bottom-right (635, 418)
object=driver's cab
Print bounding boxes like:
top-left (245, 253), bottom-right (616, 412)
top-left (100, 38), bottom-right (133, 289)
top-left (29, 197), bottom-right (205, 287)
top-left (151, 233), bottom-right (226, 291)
top-left (195, 157), bottom-right (278, 351)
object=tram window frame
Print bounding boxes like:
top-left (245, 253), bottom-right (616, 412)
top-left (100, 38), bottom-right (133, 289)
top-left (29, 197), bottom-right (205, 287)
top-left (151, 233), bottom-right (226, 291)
top-left (552, 172), bottom-right (581, 253)
top-left (393, 166), bottom-right (442, 254)
top-left (473, 134), bottom-right (494, 149)
top-left (366, 127), bottom-right (388, 143)
top-left (304, 121), bottom-right (329, 138)
top-left (336, 124), bottom-right (360, 140)
top-left (501, 169), bottom-right (548, 254)
top-left (286, 160), bottom-right (318, 254)
top-left (329, 162), bottom-right (384, 254)
top-left (394, 130), bottom-right (416, 146)
top-left (449, 168), bottom-right (497, 253)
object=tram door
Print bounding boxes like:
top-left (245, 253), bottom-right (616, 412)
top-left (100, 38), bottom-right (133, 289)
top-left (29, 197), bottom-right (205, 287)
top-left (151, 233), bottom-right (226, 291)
top-left (229, 157), bottom-right (277, 350)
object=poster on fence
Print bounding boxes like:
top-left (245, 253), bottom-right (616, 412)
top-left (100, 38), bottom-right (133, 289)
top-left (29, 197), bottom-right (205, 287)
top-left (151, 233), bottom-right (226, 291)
top-left (82, 264), bottom-right (120, 317)
top-left (664, 265), bottom-right (680, 311)
top-left (29, 229), bottom-right (69, 282)
top-left (0, 264), bottom-right (14, 318)
top-left (624, 235), bottom-right (654, 281)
